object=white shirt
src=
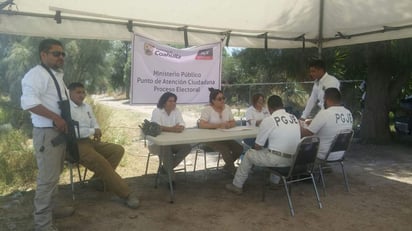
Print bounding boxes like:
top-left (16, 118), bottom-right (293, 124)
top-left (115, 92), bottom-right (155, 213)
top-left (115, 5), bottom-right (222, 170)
top-left (307, 106), bottom-right (353, 159)
top-left (200, 104), bottom-right (234, 124)
top-left (70, 101), bottom-right (100, 138)
top-left (151, 108), bottom-right (185, 127)
top-left (256, 109), bottom-right (301, 155)
top-left (301, 72), bottom-right (340, 119)
top-left (245, 106), bottom-right (270, 125)
top-left (149, 107), bottom-right (185, 146)
top-left (21, 65), bottom-right (68, 127)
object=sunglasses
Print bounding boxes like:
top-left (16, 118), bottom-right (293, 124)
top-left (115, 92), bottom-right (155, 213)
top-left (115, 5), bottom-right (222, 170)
top-left (48, 51), bottom-right (66, 58)
top-left (215, 96), bottom-right (226, 101)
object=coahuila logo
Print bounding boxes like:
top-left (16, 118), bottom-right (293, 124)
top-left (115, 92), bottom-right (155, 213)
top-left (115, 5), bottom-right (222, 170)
top-left (143, 42), bottom-right (155, 55)
top-left (143, 42), bottom-right (181, 59)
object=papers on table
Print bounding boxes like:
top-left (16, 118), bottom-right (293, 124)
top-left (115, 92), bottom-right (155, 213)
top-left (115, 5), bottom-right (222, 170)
top-left (220, 126), bottom-right (254, 132)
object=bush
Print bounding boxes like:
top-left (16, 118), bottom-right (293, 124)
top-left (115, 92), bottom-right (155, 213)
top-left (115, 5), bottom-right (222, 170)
top-left (88, 99), bottom-right (129, 145)
top-left (0, 129), bottom-right (36, 195)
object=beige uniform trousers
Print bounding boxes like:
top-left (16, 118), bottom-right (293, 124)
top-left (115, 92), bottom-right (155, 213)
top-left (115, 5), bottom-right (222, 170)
top-left (203, 140), bottom-right (243, 168)
top-left (33, 127), bottom-right (66, 231)
top-left (77, 139), bottom-right (130, 198)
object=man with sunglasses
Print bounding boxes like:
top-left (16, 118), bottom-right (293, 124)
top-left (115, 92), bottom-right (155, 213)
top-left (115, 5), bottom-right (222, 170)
top-left (21, 39), bottom-right (73, 231)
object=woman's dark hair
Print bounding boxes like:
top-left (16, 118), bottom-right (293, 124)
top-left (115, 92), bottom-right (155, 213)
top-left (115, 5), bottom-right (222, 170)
top-left (252, 93), bottom-right (264, 106)
top-left (157, 92), bottom-right (177, 109)
top-left (208, 87), bottom-right (223, 104)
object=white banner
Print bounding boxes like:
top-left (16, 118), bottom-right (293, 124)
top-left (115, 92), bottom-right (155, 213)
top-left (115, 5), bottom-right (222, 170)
top-left (130, 34), bottom-right (222, 104)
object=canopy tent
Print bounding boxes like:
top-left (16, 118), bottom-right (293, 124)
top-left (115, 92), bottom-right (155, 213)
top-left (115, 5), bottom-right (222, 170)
top-left (1, 0), bottom-right (412, 50)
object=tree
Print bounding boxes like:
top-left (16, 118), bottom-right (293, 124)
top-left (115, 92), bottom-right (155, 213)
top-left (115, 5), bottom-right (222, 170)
top-left (360, 40), bottom-right (412, 143)
top-left (63, 39), bottom-right (111, 93)
top-left (108, 41), bottom-right (131, 95)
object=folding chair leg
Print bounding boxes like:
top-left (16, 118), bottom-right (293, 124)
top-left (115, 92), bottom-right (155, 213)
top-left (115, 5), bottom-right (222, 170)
top-left (145, 152), bottom-right (151, 175)
top-left (216, 152), bottom-right (221, 170)
top-left (76, 165), bottom-right (83, 185)
top-left (310, 173), bottom-right (323, 209)
top-left (82, 168), bottom-right (88, 182)
top-left (193, 150), bottom-right (199, 172)
top-left (282, 177), bottom-right (295, 216)
top-left (318, 164), bottom-right (326, 195)
top-left (69, 163), bottom-right (75, 201)
top-left (154, 162), bottom-right (161, 188)
top-left (183, 157), bottom-right (187, 182)
top-left (203, 150), bottom-right (208, 180)
top-left (340, 161), bottom-right (350, 192)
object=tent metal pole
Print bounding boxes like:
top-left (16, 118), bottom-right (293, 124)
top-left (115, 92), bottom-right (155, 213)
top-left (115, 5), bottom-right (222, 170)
top-left (184, 27), bottom-right (189, 48)
top-left (317, 0), bottom-right (325, 58)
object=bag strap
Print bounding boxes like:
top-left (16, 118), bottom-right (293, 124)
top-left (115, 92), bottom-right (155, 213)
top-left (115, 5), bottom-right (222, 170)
top-left (40, 63), bottom-right (68, 101)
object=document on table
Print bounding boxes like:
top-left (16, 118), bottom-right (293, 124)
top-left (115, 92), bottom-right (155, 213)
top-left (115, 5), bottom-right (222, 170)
top-left (220, 126), bottom-right (254, 132)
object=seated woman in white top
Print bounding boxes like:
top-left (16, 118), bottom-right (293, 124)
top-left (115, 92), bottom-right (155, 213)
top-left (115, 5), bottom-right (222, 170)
top-left (149, 92), bottom-right (192, 184)
top-left (245, 93), bottom-right (270, 127)
top-left (199, 88), bottom-right (243, 175)
top-left (243, 93), bottom-right (270, 147)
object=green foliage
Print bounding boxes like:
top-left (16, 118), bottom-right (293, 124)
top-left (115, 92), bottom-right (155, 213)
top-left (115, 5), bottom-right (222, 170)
top-left (108, 41), bottom-right (131, 94)
top-left (0, 129), bottom-right (36, 195)
top-left (88, 99), bottom-right (128, 145)
top-left (64, 39), bottom-right (112, 93)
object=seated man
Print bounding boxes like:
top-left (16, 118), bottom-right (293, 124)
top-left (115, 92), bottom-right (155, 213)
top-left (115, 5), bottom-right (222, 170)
top-left (225, 95), bottom-right (301, 194)
top-left (68, 82), bottom-right (139, 209)
top-left (300, 88), bottom-right (353, 160)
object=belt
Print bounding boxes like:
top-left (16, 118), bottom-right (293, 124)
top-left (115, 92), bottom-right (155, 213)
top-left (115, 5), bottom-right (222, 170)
top-left (34, 127), bottom-right (54, 129)
top-left (269, 149), bottom-right (292, 159)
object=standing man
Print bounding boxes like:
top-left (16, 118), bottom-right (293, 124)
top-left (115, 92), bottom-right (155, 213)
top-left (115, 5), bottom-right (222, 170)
top-left (301, 59), bottom-right (340, 121)
top-left (21, 39), bottom-right (73, 231)
top-left (225, 95), bottom-right (301, 194)
top-left (301, 88), bottom-right (353, 160)
top-left (68, 82), bottom-right (140, 209)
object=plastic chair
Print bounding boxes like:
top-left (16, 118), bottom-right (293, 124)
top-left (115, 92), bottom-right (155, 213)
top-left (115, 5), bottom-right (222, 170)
top-left (317, 129), bottom-right (354, 194)
top-left (262, 136), bottom-right (322, 216)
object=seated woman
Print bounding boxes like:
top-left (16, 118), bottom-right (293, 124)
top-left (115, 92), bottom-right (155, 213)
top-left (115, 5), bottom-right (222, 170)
top-left (198, 88), bottom-right (243, 175)
top-left (243, 93), bottom-right (270, 147)
top-left (148, 92), bottom-right (192, 184)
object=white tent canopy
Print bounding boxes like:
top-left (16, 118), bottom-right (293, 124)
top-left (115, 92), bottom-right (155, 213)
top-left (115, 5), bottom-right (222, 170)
top-left (1, 0), bottom-right (412, 49)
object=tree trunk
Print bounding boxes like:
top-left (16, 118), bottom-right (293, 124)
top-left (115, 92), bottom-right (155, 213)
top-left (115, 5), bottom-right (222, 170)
top-left (360, 42), bottom-right (392, 143)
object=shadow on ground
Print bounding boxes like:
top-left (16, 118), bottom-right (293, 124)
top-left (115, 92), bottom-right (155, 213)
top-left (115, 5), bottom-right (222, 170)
top-left (1, 143), bottom-right (412, 231)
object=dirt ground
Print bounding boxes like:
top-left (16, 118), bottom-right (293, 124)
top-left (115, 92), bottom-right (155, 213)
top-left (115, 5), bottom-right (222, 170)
top-left (1, 97), bottom-right (412, 231)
